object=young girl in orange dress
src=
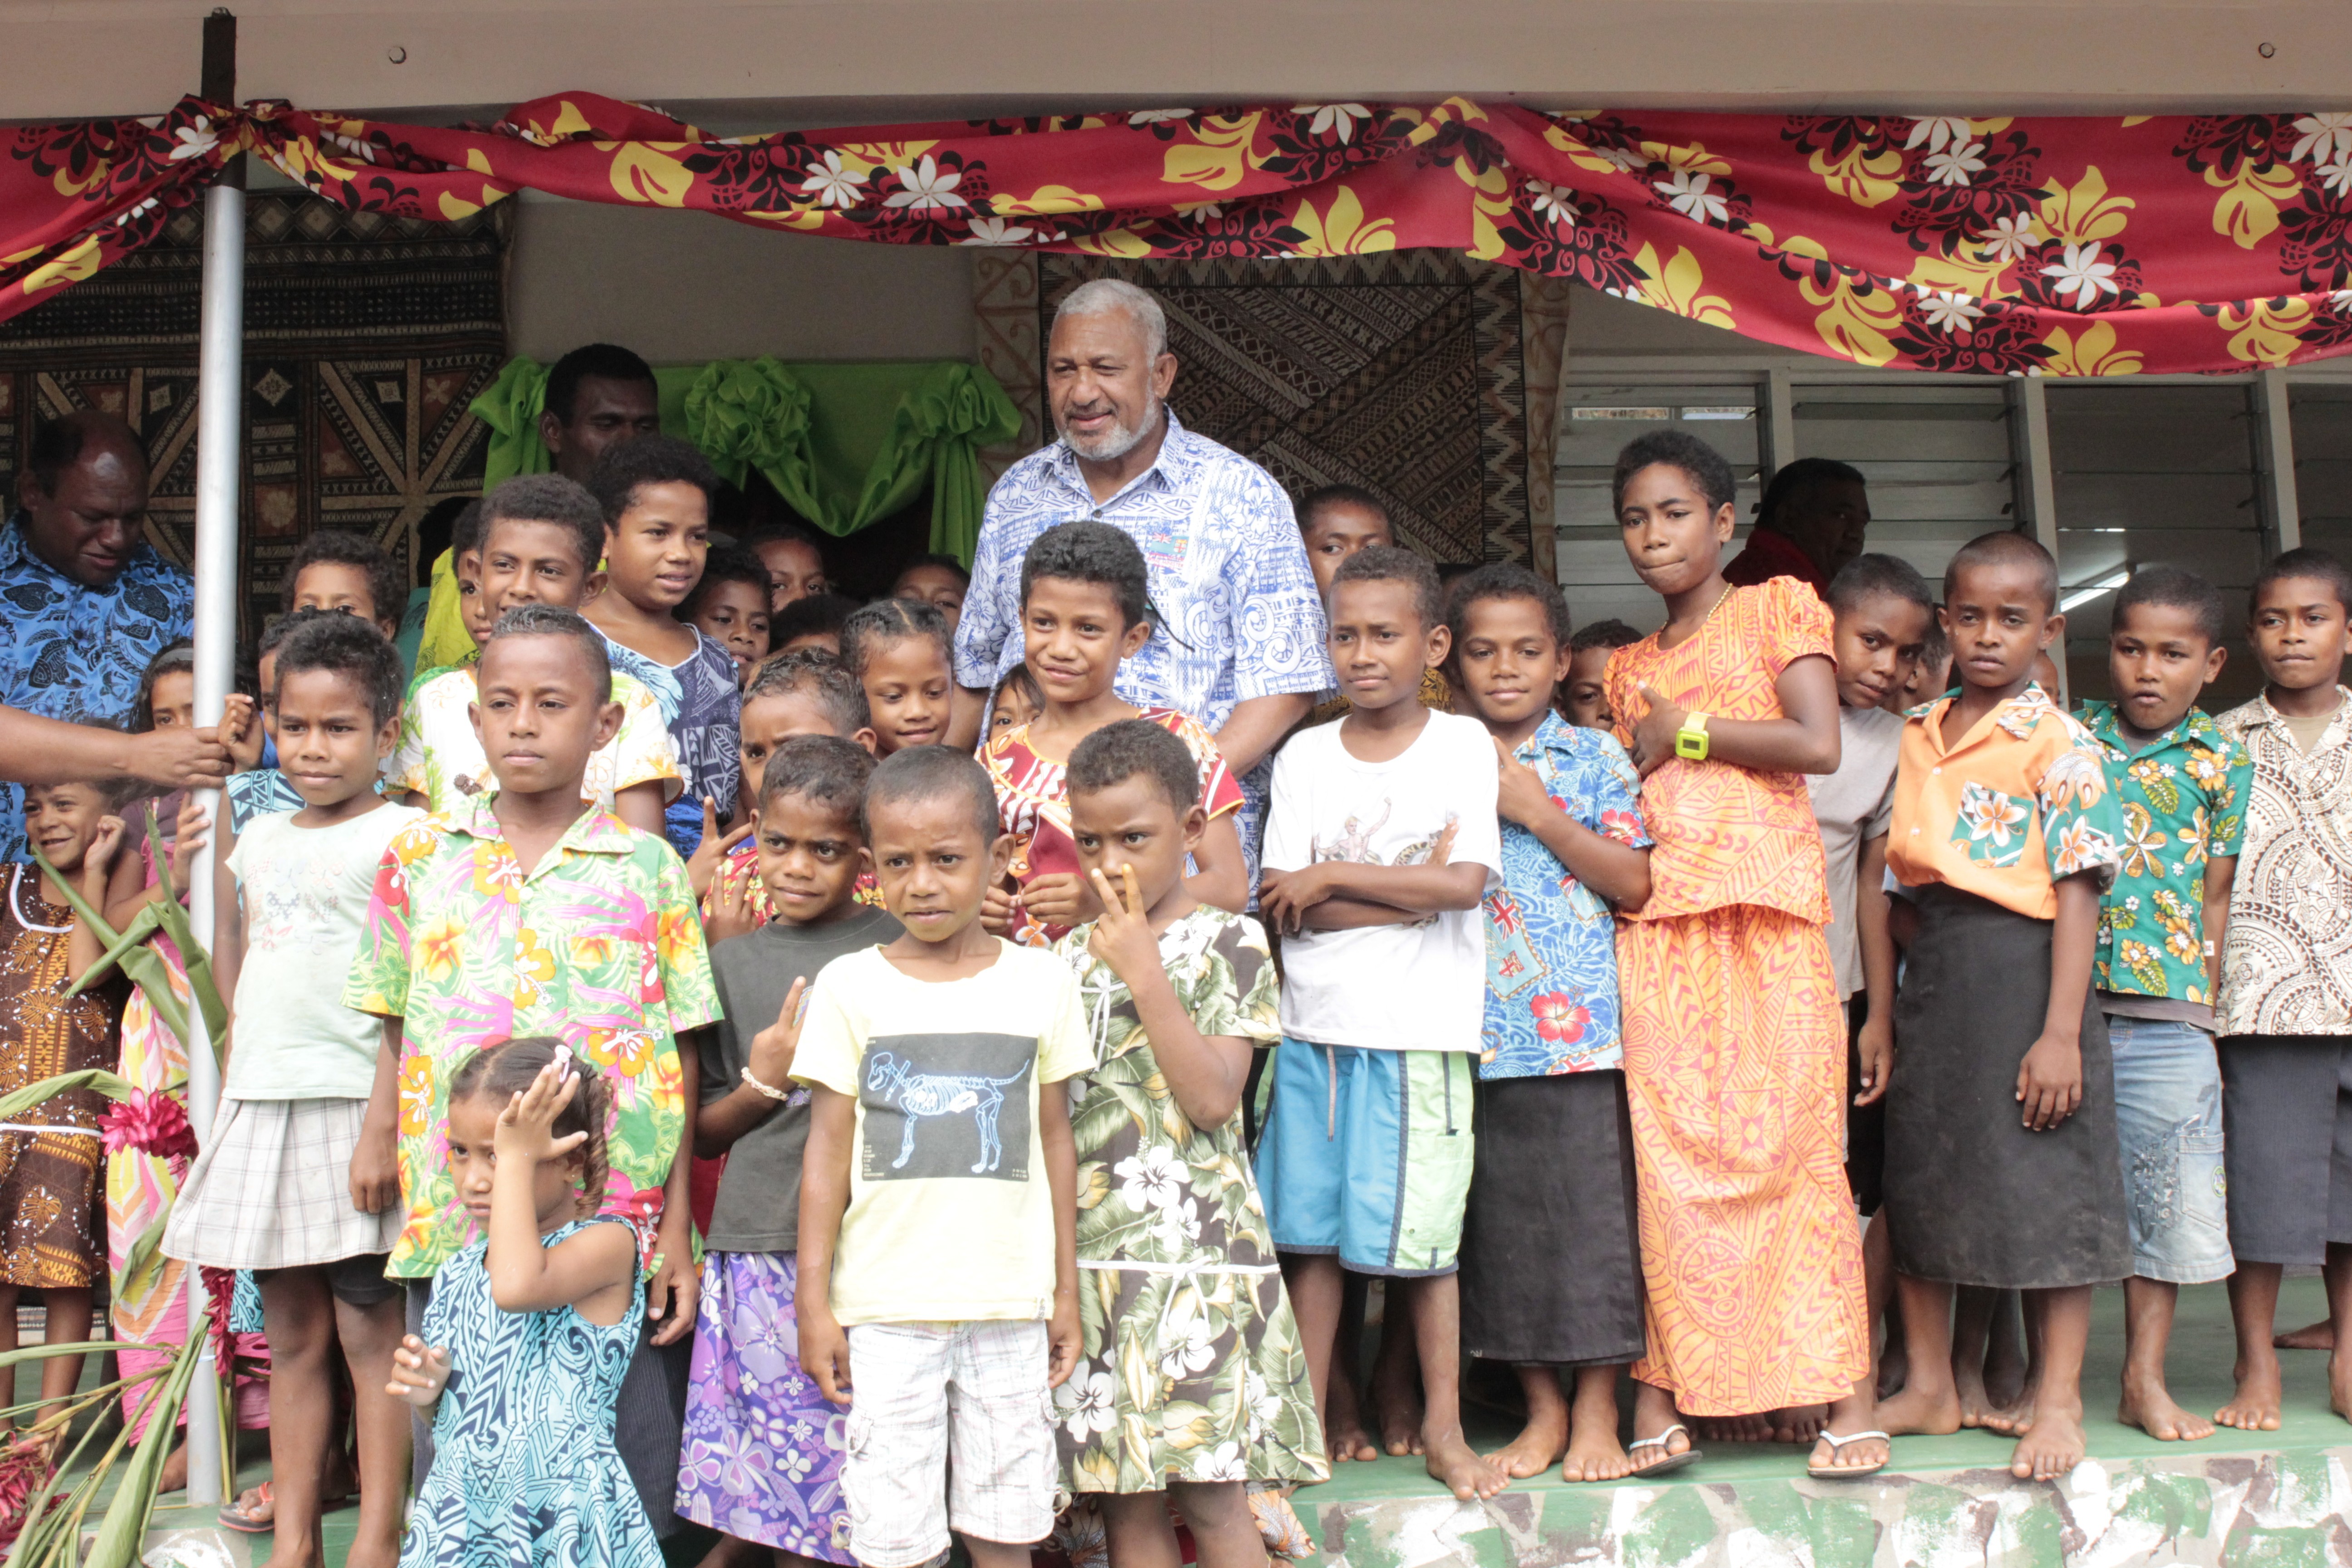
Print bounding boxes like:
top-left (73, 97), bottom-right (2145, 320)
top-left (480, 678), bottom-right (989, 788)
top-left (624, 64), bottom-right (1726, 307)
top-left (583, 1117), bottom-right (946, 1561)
top-left (1601, 431), bottom-right (1882, 1479)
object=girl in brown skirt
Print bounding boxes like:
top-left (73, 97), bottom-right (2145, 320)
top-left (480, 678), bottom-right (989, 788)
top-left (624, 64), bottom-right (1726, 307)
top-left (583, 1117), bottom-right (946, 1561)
top-left (0, 778), bottom-right (133, 1444)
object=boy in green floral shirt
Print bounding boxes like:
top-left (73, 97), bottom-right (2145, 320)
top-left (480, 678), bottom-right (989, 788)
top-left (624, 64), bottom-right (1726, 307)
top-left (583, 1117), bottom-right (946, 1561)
top-left (345, 603), bottom-right (719, 1536)
top-left (2080, 567), bottom-right (2250, 1446)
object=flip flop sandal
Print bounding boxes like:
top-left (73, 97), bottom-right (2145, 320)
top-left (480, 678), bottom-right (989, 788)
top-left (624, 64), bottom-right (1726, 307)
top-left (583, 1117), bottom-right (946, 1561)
top-left (218, 1481), bottom-right (273, 1534)
top-left (1627, 1423), bottom-right (1702, 1477)
top-left (1807, 1429), bottom-right (1891, 1480)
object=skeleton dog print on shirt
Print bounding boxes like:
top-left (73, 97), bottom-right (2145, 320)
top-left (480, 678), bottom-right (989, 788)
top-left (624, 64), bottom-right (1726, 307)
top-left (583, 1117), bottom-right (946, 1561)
top-left (857, 1033), bottom-right (1038, 1182)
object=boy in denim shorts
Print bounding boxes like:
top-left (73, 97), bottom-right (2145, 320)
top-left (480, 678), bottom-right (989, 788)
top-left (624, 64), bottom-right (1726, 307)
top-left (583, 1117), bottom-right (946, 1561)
top-left (2081, 566), bottom-right (2250, 1441)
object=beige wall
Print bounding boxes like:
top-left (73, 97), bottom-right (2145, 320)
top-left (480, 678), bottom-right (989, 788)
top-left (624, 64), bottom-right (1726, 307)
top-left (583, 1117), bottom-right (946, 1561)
top-left (10, 1), bottom-right (2348, 123)
top-left (504, 196), bottom-right (977, 366)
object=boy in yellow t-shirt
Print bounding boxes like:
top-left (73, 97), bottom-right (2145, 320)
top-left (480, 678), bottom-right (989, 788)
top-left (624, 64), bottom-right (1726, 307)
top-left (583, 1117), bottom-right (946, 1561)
top-left (791, 745), bottom-right (1091, 1568)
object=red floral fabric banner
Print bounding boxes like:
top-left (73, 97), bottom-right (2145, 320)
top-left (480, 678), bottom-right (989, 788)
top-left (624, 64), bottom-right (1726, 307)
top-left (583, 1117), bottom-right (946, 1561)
top-left (8, 94), bottom-right (2352, 374)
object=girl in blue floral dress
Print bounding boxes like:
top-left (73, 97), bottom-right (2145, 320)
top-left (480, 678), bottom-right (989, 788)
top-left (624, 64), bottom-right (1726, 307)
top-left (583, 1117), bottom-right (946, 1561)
top-left (387, 1038), bottom-right (659, 1568)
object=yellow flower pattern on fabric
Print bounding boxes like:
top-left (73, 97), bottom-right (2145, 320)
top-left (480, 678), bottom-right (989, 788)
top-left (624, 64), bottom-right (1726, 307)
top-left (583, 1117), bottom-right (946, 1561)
top-left (510, 926), bottom-right (557, 1008)
top-left (2081, 701), bottom-right (2252, 1006)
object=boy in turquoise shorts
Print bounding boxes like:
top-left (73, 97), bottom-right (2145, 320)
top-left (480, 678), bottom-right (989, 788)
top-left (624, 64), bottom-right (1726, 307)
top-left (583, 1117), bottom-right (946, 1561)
top-left (1257, 546), bottom-right (1503, 1502)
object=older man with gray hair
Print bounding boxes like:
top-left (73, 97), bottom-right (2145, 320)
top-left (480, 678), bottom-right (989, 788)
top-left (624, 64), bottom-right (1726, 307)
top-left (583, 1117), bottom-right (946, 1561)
top-left (951, 279), bottom-right (1332, 883)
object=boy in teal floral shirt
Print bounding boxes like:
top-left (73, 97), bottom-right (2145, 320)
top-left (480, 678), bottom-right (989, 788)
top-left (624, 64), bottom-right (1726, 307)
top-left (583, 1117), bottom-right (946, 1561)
top-left (2080, 567), bottom-right (2250, 1446)
top-left (345, 604), bottom-right (719, 1535)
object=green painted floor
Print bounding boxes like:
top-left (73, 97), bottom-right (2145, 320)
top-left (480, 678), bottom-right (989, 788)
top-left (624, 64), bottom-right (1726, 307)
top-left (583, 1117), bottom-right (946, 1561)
top-left (1300, 1275), bottom-right (2347, 1505)
top-left (64, 1277), bottom-right (2352, 1564)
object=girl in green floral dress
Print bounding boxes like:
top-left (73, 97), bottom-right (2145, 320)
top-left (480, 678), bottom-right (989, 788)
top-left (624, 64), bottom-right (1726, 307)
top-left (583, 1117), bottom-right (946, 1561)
top-left (1050, 720), bottom-right (1326, 1568)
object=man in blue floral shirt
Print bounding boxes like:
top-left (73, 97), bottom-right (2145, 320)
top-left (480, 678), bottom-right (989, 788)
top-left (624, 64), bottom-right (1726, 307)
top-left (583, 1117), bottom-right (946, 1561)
top-left (0, 410), bottom-right (194, 860)
top-left (2080, 566), bottom-right (2251, 1444)
top-left (951, 279), bottom-right (1332, 886)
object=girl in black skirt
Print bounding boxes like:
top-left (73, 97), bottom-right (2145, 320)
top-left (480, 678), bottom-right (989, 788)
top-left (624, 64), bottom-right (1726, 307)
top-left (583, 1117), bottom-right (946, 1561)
top-left (1873, 533), bottom-right (2132, 1482)
top-left (1446, 568), bottom-right (1658, 1482)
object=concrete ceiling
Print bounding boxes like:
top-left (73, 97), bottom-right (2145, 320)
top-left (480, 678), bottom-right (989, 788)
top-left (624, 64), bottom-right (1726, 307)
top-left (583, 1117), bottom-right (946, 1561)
top-left (5, 0), bottom-right (2348, 126)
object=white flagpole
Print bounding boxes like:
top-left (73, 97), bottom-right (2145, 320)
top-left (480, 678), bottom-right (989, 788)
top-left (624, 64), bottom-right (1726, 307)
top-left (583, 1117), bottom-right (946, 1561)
top-left (181, 5), bottom-right (243, 1509)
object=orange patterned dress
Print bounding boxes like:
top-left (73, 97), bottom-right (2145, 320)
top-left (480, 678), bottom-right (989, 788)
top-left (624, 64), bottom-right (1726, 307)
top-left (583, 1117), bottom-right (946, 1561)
top-left (1604, 576), bottom-right (1868, 1416)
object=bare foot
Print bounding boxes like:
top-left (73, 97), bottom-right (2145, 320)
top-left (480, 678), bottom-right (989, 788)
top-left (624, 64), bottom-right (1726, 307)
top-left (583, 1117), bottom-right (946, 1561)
top-left (1954, 1359), bottom-right (1997, 1429)
top-left (1424, 1425), bottom-right (1506, 1501)
top-left (2009, 1398), bottom-right (2087, 1481)
top-left (156, 1442), bottom-right (188, 1495)
top-left (1875, 1380), bottom-right (1962, 1437)
top-left (1770, 1404), bottom-right (1828, 1445)
top-left (1694, 1413), bottom-right (1772, 1443)
top-left (1808, 1430), bottom-right (1890, 1474)
top-left (1371, 1316), bottom-right (1424, 1457)
top-left (2276, 1318), bottom-right (2334, 1352)
top-left (1978, 1387), bottom-right (2036, 1436)
top-left (1485, 1408), bottom-right (1566, 1479)
top-left (2332, 1350), bottom-right (2352, 1423)
top-left (2215, 1354), bottom-right (2283, 1432)
top-left (1374, 1385), bottom-right (1426, 1457)
top-left (2117, 1371), bottom-right (2214, 1441)
top-left (1561, 1416), bottom-right (1630, 1483)
top-left (1322, 1370), bottom-right (1379, 1463)
top-left (1876, 1337), bottom-right (1910, 1401)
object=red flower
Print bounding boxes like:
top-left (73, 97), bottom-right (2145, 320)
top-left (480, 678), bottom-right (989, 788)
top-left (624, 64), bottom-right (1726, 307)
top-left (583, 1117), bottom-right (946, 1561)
top-left (197, 1266), bottom-right (240, 1372)
top-left (99, 1090), bottom-right (196, 1162)
top-left (1529, 993), bottom-right (1590, 1045)
top-left (0, 1435), bottom-right (55, 1548)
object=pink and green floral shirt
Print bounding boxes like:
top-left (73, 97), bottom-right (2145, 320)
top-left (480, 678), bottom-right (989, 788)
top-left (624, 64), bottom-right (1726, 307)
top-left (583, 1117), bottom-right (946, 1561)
top-left (343, 796), bottom-right (720, 1279)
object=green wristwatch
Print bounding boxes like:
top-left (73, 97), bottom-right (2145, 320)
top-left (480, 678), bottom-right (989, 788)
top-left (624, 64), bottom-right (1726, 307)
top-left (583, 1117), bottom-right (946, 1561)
top-left (1674, 710), bottom-right (1712, 762)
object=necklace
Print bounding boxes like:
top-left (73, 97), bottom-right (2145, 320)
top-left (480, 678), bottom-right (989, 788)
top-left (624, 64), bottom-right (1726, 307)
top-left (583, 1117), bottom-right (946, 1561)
top-left (1662, 582), bottom-right (1735, 650)
top-left (1697, 581), bottom-right (1735, 630)
top-left (8, 866), bottom-right (69, 935)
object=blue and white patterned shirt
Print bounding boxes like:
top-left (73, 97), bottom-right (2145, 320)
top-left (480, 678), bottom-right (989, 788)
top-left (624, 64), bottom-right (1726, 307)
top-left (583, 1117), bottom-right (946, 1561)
top-left (1480, 713), bottom-right (1651, 1079)
top-left (0, 513), bottom-right (193, 862)
top-left (595, 628), bottom-right (741, 858)
top-left (956, 411), bottom-right (1333, 880)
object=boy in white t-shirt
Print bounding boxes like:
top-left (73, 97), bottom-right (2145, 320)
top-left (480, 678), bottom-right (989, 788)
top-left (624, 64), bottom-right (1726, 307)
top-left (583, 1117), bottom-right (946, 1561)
top-left (163, 614), bottom-right (423, 1568)
top-left (1257, 546), bottom-right (1504, 1504)
top-left (792, 745), bottom-right (1092, 1568)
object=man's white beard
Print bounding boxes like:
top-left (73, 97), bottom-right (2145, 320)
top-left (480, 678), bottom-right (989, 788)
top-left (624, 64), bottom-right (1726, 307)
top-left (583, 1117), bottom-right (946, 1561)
top-left (1060, 395), bottom-right (1162, 464)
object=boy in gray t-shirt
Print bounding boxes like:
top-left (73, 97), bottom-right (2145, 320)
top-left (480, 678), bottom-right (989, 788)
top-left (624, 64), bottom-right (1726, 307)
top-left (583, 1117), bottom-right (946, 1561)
top-left (675, 736), bottom-right (898, 1561)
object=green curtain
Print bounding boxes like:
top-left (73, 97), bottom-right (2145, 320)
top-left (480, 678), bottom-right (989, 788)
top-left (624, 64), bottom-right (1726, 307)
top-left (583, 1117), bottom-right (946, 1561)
top-left (467, 356), bottom-right (1021, 564)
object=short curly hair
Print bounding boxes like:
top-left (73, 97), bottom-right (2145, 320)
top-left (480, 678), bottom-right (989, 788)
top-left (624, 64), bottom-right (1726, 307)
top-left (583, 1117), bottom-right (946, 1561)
top-left (479, 474), bottom-right (605, 576)
top-left (1445, 563), bottom-right (1570, 651)
top-left (1610, 430), bottom-right (1739, 519)
top-left (272, 610), bottom-right (406, 728)
top-left (1019, 519), bottom-right (1149, 630)
top-left (1068, 718), bottom-right (1200, 820)
top-left (745, 647), bottom-right (870, 734)
top-left (587, 435), bottom-right (717, 528)
top-left (862, 742), bottom-right (998, 846)
top-left (1330, 545), bottom-right (1442, 632)
top-left (279, 530), bottom-right (405, 630)
top-left (482, 603), bottom-right (612, 705)
top-left (681, 545), bottom-right (772, 622)
top-left (760, 732), bottom-right (876, 819)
